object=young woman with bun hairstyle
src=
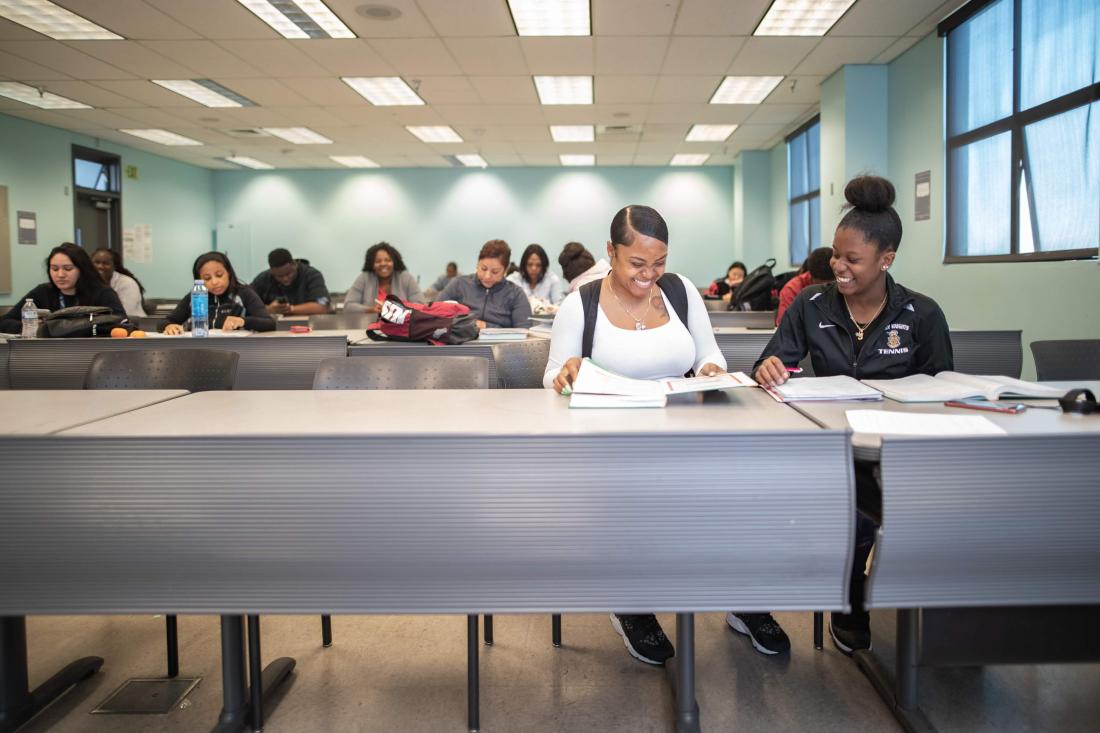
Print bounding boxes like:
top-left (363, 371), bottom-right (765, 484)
top-left (160, 251), bottom-right (275, 334)
top-left (753, 175), bottom-right (954, 656)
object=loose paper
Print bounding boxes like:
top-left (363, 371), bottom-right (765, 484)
top-left (845, 409), bottom-right (1007, 437)
top-left (124, 223), bottom-right (153, 263)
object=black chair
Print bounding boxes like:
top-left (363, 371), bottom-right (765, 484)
top-left (490, 338), bottom-right (551, 389)
top-left (83, 348), bottom-right (239, 391)
top-left (83, 347), bottom-right (239, 680)
top-left (1030, 340), bottom-right (1100, 381)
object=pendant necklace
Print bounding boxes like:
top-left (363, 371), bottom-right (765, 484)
top-left (843, 293), bottom-right (888, 341)
top-left (607, 276), bottom-right (650, 330)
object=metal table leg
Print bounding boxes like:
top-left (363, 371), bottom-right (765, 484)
top-left (551, 614), bottom-right (562, 648)
top-left (467, 615), bottom-right (479, 732)
top-left (664, 613), bottom-right (701, 733)
top-left (211, 615), bottom-right (295, 733)
top-left (813, 612), bottom-right (823, 650)
top-left (854, 609), bottom-right (935, 733)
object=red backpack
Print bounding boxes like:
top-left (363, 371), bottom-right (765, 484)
top-left (365, 295), bottom-right (481, 344)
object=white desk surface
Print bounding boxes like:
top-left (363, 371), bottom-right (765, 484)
top-left (62, 386), bottom-right (821, 438)
top-left (712, 326), bottom-right (776, 335)
top-left (0, 390), bottom-right (189, 435)
top-left (254, 328), bottom-right (362, 341)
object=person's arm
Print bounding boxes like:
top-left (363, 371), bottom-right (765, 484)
top-left (912, 300), bottom-right (954, 375)
top-left (0, 287), bottom-right (42, 333)
top-left (400, 271), bottom-right (425, 304)
top-left (437, 277), bottom-right (459, 302)
top-left (113, 275), bottom-right (145, 316)
top-left (431, 274), bottom-right (447, 292)
top-left (679, 274), bottom-right (726, 374)
top-left (341, 273), bottom-right (371, 313)
top-left (159, 294), bottom-right (191, 333)
top-left (753, 289), bottom-right (811, 386)
top-left (542, 291), bottom-right (584, 391)
top-left (508, 286), bottom-right (532, 328)
top-left (290, 267), bottom-right (332, 314)
top-left (239, 287), bottom-right (277, 332)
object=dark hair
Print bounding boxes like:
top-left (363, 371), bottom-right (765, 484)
top-left (478, 239), bottom-right (511, 268)
top-left (446, 261), bottom-right (458, 269)
top-left (558, 241), bottom-right (594, 282)
top-left (46, 243), bottom-right (101, 303)
top-left (837, 175), bottom-right (903, 252)
top-left (192, 251), bottom-right (243, 292)
top-left (267, 248), bottom-right (293, 268)
top-left (92, 246), bottom-right (146, 296)
top-left (727, 261), bottom-right (746, 276)
top-left (519, 244), bottom-right (550, 286)
top-left (804, 247), bottom-right (835, 282)
top-left (610, 205), bottom-right (669, 247)
top-left (363, 242), bottom-right (407, 274)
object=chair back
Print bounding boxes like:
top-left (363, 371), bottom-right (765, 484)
top-left (1030, 340), bottom-right (1100, 381)
top-left (308, 313), bottom-right (377, 331)
top-left (84, 349), bottom-right (239, 391)
top-left (312, 355), bottom-right (489, 390)
top-left (950, 330), bottom-right (1022, 377)
top-left (491, 339), bottom-right (551, 388)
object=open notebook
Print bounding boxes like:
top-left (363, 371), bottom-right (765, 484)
top-left (860, 372), bottom-right (1065, 403)
top-left (567, 358), bottom-right (755, 408)
top-left (764, 375), bottom-right (883, 403)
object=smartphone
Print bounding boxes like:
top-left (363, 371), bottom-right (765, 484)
top-left (944, 399), bottom-right (1026, 414)
top-left (274, 296), bottom-right (288, 305)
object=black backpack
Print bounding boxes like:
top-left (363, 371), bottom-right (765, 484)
top-left (729, 259), bottom-right (777, 312)
top-left (579, 273), bottom-right (689, 359)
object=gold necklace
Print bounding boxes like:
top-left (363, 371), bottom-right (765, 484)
top-left (607, 275), bottom-right (650, 330)
top-left (843, 293), bottom-right (888, 341)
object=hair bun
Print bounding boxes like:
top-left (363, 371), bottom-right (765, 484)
top-left (844, 175), bottom-right (895, 213)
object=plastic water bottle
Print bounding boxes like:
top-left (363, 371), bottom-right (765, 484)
top-left (20, 298), bottom-right (38, 339)
top-left (191, 280), bottom-right (209, 337)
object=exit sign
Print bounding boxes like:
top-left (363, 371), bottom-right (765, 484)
top-left (125, 165), bottom-right (139, 180)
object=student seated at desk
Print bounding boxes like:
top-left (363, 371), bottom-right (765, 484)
top-left (344, 242), bottom-right (424, 313)
top-left (161, 252), bottom-right (275, 334)
top-left (91, 247), bottom-right (147, 316)
top-left (775, 246), bottom-right (835, 325)
top-left (438, 240), bottom-right (531, 328)
top-left (507, 243), bottom-right (565, 305)
top-left (250, 248), bottom-right (332, 316)
top-left (544, 204), bottom-right (726, 666)
top-left (706, 261), bottom-right (746, 300)
top-left (754, 175), bottom-right (953, 655)
top-left (558, 241), bottom-right (611, 293)
top-left (426, 261), bottom-right (460, 298)
top-left (1, 243), bottom-right (125, 333)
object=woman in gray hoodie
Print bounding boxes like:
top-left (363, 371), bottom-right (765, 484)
top-left (343, 242), bottom-right (424, 313)
top-left (437, 239), bottom-right (531, 328)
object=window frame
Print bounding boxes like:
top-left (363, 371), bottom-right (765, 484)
top-left (786, 115), bottom-right (821, 267)
top-left (940, 0), bottom-right (1100, 263)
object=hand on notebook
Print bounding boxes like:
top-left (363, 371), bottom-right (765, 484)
top-left (553, 357), bottom-right (582, 394)
top-left (698, 363), bottom-right (726, 377)
top-left (754, 356), bottom-right (791, 387)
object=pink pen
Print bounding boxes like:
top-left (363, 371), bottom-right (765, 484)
top-left (786, 367), bottom-right (803, 374)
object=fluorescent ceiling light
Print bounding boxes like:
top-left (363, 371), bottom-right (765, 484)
top-left (120, 129), bottom-right (203, 146)
top-left (550, 125), bottom-right (594, 142)
top-left (507, 0), bottom-right (589, 36)
top-left (260, 127), bottom-right (332, 144)
top-left (406, 126), bottom-right (463, 143)
top-left (329, 155), bottom-right (380, 168)
top-left (0, 81), bottom-right (90, 109)
top-left (534, 76), bottom-right (592, 105)
top-left (225, 156), bottom-right (273, 170)
top-left (755, 0), bottom-right (857, 36)
top-left (153, 80), bottom-right (256, 108)
top-left (342, 77), bottom-right (424, 106)
top-left (686, 124), bottom-right (738, 142)
top-left (710, 76), bottom-right (784, 104)
top-left (236, 0), bottom-right (354, 39)
top-left (456, 154), bottom-right (488, 168)
top-left (0, 0), bottom-right (122, 39)
top-left (560, 154), bottom-right (594, 166)
top-left (671, 154), bottom-right (710, 166)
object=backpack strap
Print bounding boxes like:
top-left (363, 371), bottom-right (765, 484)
top-left (580, 273), bottom-right (690, 359)
top-left (656, 273), bottom-right (688, 329)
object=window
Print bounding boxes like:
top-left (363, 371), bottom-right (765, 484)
top-left (787, 117), bottom-right (820, 266)
top-left (942, 0), bottom-right (1099, 261)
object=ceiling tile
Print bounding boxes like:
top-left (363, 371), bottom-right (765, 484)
top-left (145, 0), bottom-right (284, 40)
top-left (765, 75), bottom-right (824, 105)
top-left (543, 104), bottom-right (646, 124)
top-left (792, 37), bottom-right (896, 77)
top-left (469, 76), bottom-right (538, 105)
top-left (831, 0), bottom-right (945, 37)
top-left (2, 41), bottom-right (133, 79)
top-left (0, 49), bottom-right (70, 80)
top-left (633, 152), bottom-right (672, 165)
top-left (322, 105), bottom-right (404, 124)
top-left (325, 0), bottom-right (437, 38)
top-left (465, 125), bottom-right (550, 142)
top-left (368, 38), bottom-right (461, 75)
top-left (909, 2), bottom-right (970, 36)
top-left (481, 153), bottom-right (523, 166)
top-left (594, 75), bottom-right (656, 104)
top-left (264, 107), bottom-right (350, 128)
top-left (292, 39), bottom-right (394, 76)
top-left (641, 123), bottom-right (691, 141)
top-left (89, 80), bottom-right (190, 106)
top-left (519, 38), bottom-right (595, 75)
top-left (140, 40), bottom-right (262, 78)
top-left (648, 103), bottom-right (752, 124)
top-left (416, 0), bottom-right (516, 36)
top-left (279, 77), bottom-right (365, 106)
top-left (651, 76), bottom-right (722, 103)
top-left (214, 41), bottom-right (330, 78)
top-left (596, 155), bottom-right (634, 166)
top-left (744, 103), bottom-right (812, 125)
top-left (593, 0), bottom-right (678, 35)
top-left (1, 107), bottom-right (87, 128)
top-left (661, 36), bottom-right (745, 75)
top-left (65, 41), bottom-right (199, 78)
top-left (51, 0), bottom-right (200, 40)
top-left (34, 80), bottom-right (141, 107)
top-left (101, 106), bottom-right (204, 127)
top-left (433, 104), bottom-right (545, 125)
top-left (0, 17), bottom-right (49, 40)
top-left (673, 0), bottom-right (773, 36)
top-left (596, 37), bottom-right (668, 74)
top-left (592, 141), bottom-right (638, 155)
top-left (728, 37), bottom-right (819, 75)
top-left (874, 36), bottom-right (923, 64)
top-left (520, 155), bottom-right (559, 166)
top-left (213, 78), bottom-right (310, 106)
top-left (415, 76), bottom-right (482, 105)
top-left (444, 38), bottom-right (527, 76)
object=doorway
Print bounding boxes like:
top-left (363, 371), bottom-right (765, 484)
top-left (71, 146), bottom-right (121, 255)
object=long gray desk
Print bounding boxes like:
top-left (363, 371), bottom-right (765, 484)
top-left (790, 384), bottom-right (1100, 732)
top-left (0, 389), bottom-right (187, 434)
top-left (1, 388), bottom-right (855, 733)
top-left (6, 334), bottom-right (348, 390)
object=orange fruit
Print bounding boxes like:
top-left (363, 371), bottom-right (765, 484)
top-left (129, 330), bottom-right (147, 338)
top-left (110, 327), bottom-right (128, 338)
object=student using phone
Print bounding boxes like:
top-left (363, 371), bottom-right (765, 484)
top-left (753, 175), bottom-right (954, 655)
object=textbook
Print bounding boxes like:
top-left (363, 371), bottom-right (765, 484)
top-left (476, 328), bottom-right (529, 342)
top-left (860, 372), bottom-right (1066, 403)
top-left (764, 375), bottom-right (883, 403)
top-left (568, 358), bottom-right (756, 408)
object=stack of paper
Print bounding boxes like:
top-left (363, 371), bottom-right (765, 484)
top-left (846, 409), bottom-right (1007, 436)
top-left (477, 328), bottom-right (529, 342)
top-left (568, 358), bottom-right (756, 408)
top-left (861, 372), bottom-right (1065, 403)
top-left (765, 375), bottom-right (883, 403)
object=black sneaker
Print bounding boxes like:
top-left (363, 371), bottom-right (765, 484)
top-left (829, 612), bottom-right (872, 654)
top-left (725, 612), bottom-right (791, 655)
top-left (610, 614), bottom-right (674, 665)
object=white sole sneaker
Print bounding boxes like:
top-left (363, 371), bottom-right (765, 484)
top-left (609, 614), bottom-right (665, 666)
top-left (725, 612), bottom-right (781, 655)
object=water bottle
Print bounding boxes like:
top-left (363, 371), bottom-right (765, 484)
top-left (20, 298), bottom-right (38, 339)
top-left (191, 280), bottom-right (209, 337)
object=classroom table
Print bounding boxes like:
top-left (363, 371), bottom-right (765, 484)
top-left (788, 382), bottom-right (1100, 733)
top-left (1, 388), bottom-right (855, 733)
top-left (0, 389), bottom-right (189, 733)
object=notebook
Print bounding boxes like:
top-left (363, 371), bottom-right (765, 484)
top-left (764, 375), bottom-right (883, 403)
top-left (477, 328), bottom-right (529, 342)
top-left (567, 358), bottom-right (755, 408)
top-left (860, 372), bottom-right (1065, 403)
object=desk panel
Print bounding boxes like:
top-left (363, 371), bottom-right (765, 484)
top-left (712, 329), bottom-right (774, 375)
top-left (0, 338), bottom-right (9, 389)
top-left (708, 311), bottom-right (777, 329)
top-left (350, 339), bottom-right (522, 388)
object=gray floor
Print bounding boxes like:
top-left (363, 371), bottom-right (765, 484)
top-left (18, 610), bottom-right (1100, 732)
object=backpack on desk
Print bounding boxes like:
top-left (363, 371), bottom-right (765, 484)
top-left (41, 306), bottom-right (129, 338)
top-left (728, 259), bottom-right (777, 312)
top-left (365, 295), bottom-right (480, 345)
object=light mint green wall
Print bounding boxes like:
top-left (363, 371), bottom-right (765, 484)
top-left (0, 113), bottom-right (215, 299)
top-left (768, 141), bottom-right (790, 267)
top-left (731, 150), bottom-right (772, 267)
top-left (213, 167), bottom-right (735, 292)
top-left (819, 71), bottom-right (847, 232)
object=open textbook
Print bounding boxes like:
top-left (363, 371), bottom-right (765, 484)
top-left (764, 375), bottom-right (884, 403)
top-left (860, 372), bottom-right (1065, 403)
top-left (567, 358), bottom-right (755, 408)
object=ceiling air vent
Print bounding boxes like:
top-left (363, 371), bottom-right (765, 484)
top-left (224, 129), bottom-right (271, 139)
top-left (596, 124), bottom-right (643, 139)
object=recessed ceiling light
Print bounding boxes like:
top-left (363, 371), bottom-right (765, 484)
top-left (119, 129), bottom-right (203, 146)
top-left (0, 81), bottom-right (91, 109)
top-left (671, 154), bottom-right (710, 166)
top-left (754, 0), bottom-right (857, 36)
top-left (560, 154), bottom-right (594, 166)
top-left (406, 126), bottom-right (463, 143)
top-left (0, 0), bottom-right (122, 39)
top-left (236, 0), bottom-right (354, 39)
top-left (550, 125), bottom-right (594, 142)
top-left (456, 154), bottom-right (488, 168)
top-left (329, 155), bottom-right (380, 168)
top-left (685, 124), bottom-right (738, 142)
top-left (534, 76), bottom-right (593, 105)
top-left (507, 0), bottom-right (589, 36)
top-left (225, 156), bottom-right (274, 169)
top-left (153, 80), bottom-right (256, 108)
top-left (342, 77), bottom-right (424, 106)
top-left (355, 4), bottom-right (401, 21)
top-left (710, 76), bottom-right (784, 104)
top-left (260, 127), bottom-right (333, 144)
